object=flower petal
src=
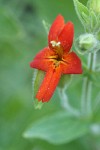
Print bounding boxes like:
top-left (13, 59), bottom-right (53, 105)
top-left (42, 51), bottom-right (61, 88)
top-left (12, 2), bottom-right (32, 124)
top-left (36, 67), bottom-right (61, 102)
top-left (30, 47), bottom-right (55, 71)
top-left (48, 15), bottom-right (64, 45)
top-left (61, 52), bottom-right (82, 74)
top-left (58, 22), bottom-right (74, 53)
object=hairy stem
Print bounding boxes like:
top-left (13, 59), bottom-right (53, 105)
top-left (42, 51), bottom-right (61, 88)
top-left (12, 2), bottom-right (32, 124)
top-left (81, 53), bottom-right (96, 116)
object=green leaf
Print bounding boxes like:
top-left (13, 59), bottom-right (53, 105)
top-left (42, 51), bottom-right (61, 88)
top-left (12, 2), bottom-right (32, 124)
top-left (73, 0), bottom-right (90, 30)
top-left (23, 111), bottom-right (89, 145)
top-left (32, 69), bottom-right (45, 109)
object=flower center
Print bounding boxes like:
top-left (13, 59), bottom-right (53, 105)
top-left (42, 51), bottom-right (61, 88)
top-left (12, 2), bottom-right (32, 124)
top-left (50, 40), bottom-right (63, 59)
top-left (49, 41), bottom-right (64, 68)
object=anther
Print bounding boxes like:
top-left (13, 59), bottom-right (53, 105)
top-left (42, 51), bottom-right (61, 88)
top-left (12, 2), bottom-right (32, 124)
top-left (50, 41), bottom-right (61, 47)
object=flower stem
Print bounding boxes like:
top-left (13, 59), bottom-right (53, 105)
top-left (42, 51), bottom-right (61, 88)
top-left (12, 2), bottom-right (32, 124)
top-left (58, 88), bottom-right (80, 117)
top-left (81, 52), bottom-right (96, 116)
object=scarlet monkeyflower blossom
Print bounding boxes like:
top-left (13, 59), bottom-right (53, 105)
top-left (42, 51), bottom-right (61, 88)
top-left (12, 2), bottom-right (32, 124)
top-left (30, 15), bottom-right (82, 102)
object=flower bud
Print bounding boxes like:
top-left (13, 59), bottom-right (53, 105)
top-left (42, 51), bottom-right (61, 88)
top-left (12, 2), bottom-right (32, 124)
top-left (75, 33), bottom-right (98, 54)
top-left (88, 0), bottom-right (100, 14)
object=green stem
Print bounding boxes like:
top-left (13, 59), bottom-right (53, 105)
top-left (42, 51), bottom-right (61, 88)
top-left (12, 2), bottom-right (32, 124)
top-left (58, 88), bottom-right (80, 117)
top-left (81, 53), bottom-right (96, 116)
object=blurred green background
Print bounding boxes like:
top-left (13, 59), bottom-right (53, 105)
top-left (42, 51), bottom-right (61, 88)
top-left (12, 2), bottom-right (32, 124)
top-left (0, 0), bottom-right (100, 150)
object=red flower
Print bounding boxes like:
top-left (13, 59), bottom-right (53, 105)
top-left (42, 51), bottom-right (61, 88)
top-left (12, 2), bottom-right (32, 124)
top-left (30, 15), bottom-right (82, 102)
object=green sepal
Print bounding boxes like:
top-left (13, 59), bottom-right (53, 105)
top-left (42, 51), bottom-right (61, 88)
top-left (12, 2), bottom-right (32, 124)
top-left (58, 74), bottom-right (72, 90)
top-left (73, 0), bottom-right (100, 33)
top-left (87, 0), bottom-right (100, 15)
top-left (73, 0), bottom-right (90, 31)
top-left (89, 10), bottom-right (100, 33)
top-left (96, 21), bottom-right (100, 41)
top-left (32, 69), bottom-right (45, 109)
top-left (89, 11), bottom-right (98, 32)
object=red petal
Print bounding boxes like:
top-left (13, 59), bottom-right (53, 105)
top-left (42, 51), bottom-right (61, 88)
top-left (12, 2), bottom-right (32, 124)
top-left (58, 22), bottom-right (74, 53)
top-left (30, 47), bottom-right (55, 71)
top-left (61, 52), bottom-right (82, 74)
top-left (48, 15), bottom-right (64, 45)
top-left (36, 67), bottom-right (61, 102)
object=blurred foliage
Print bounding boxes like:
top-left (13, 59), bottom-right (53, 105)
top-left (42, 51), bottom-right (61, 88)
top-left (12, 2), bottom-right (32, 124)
top-left (23, 111), bottom-right (89, 145)
top-left (0, 0), bottom-right (100, 150)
